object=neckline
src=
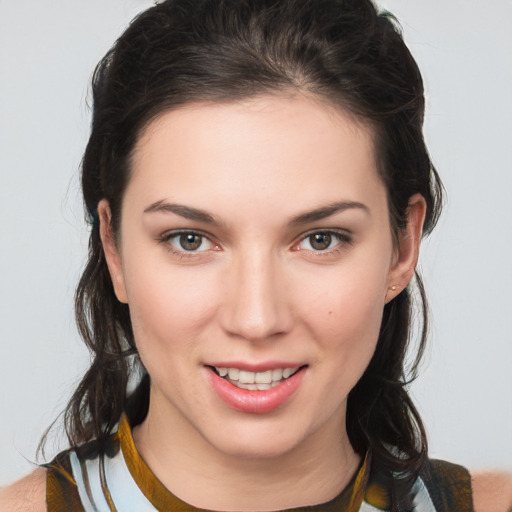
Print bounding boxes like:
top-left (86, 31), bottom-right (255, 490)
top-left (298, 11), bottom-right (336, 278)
top-left (115, 414), bottom-right (371, 511)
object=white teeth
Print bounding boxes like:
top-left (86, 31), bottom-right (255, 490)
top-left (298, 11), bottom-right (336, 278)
top-left (237, 382), bottom-right (257, 390)
top-left (239, 370), bottom-right (255, 384)
top-left (271, 368), bottom-right (283, 381)
top-left (214, 366), bottom-right (300, 388)
top-left (255, 370), bottom-right (272, 384)
top-left (227, 368), bottom-right (239, 380)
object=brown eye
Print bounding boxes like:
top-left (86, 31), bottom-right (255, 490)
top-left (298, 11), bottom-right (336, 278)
top-left (163, 230), bottom-right (216, 255)
top-left (296, 230), bottom-right (352, 254)
top-left (179, 233), bottom-right (203, 251)
top-left (309, 233), bottom-right (332, 250)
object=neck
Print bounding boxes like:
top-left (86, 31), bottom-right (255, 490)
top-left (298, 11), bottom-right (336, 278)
top-left (132, 390), bottom-right (361, 511)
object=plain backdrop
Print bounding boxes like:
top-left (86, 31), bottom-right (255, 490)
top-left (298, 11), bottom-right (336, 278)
top-left (0, 0), bottom-right (511, 486)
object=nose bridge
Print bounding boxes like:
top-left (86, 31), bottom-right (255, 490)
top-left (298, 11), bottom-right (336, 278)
top-left (222, 246), bottom-right (290, 341)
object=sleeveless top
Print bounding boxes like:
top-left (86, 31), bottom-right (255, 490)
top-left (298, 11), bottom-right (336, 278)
top-left (44, 415), bottom-right (473, 512)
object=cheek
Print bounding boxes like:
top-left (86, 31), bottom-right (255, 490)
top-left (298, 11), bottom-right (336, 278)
top-left (298, 260), bottom-right (388, 387)
top-left (301, 259), bottom-right (388, 340)
top-left (308, 287), bottom-right (383, 380)
top-left (125, 265), bottom-right (222, 400)
top-left (122, 257), bottom-right (220, 352)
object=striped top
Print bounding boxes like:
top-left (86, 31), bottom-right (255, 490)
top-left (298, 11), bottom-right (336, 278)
top-left (45, 415), bottom-right (473, 511)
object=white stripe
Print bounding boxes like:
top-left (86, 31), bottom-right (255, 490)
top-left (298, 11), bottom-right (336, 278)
top-left (70, 447), bottom-right (158, 512)
top-left (412, 476), bottom-right (437, 511)
top-left (69, 451), bottom-right (109, 512)
top-left (103, 444), bottom-right (158, 511)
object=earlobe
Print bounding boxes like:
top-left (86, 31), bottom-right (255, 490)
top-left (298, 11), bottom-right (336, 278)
top-left (98, 199), bottom-right (128, 304)
top-left (385, 193), bottom-right (427, 303)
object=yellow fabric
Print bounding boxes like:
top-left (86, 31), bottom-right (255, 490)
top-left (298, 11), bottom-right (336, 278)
top-left (45, 450), bottom-right (83, 512)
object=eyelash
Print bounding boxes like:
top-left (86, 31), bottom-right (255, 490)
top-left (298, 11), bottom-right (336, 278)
top-left (158, 229), bottom-right (353, 258)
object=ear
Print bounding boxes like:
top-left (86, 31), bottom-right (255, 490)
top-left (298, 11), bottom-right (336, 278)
top-left (98, 199), bottom-right (128, 304)
top-left (385, 193), bottom-right (427, 303)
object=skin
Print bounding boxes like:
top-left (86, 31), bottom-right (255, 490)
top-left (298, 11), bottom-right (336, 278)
top-left (0, 469), bottom-right (47, 512)
top-left (100, 94), bottom-right (425, 510)
top-left (0, 95), bottom-right (510, 511)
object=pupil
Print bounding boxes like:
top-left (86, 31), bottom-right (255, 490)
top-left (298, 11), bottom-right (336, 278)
top-left (180, 234), bottom-right (201, 250)
top-left (310, 233), bottom-right (331, 250)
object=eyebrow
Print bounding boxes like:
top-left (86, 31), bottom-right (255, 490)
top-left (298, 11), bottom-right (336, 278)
top-left (288, 201), bottom-right (370, 225)
top-left (144, 199), bottom-right (369, 226)
top-left (144, 200), bottom-right (223, 226)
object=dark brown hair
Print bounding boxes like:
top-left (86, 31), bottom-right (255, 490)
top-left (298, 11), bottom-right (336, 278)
top-left (46, 0), bottom-right (443, 508)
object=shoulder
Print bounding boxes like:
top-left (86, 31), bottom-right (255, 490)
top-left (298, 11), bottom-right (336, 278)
top-left (471, 470), bottom-right (512, 512)
top-left (420, 459), bottom-right (473, 511)
top-left (0, 468), bottom-right (47, 512)
top-left (421, 459), bottom-right (512, 512)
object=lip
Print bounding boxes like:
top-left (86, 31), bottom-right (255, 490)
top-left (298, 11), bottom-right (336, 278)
top-left (206, 365), bottom-right (307, 414)
top-left (206, 360), bottom-right (304, 372)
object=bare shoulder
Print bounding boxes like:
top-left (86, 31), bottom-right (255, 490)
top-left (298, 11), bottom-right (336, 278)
top-left (472, 470), bottom-right (512, 512)
top-left (0, 468), bottom-right (47, 512)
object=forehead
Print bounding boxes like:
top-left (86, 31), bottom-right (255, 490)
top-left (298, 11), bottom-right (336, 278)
top-left (127, 95), bottom-right (386, 221)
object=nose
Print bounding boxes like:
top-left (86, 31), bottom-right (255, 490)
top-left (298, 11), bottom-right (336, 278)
top-left (220, 250), bottom-right (293, 342)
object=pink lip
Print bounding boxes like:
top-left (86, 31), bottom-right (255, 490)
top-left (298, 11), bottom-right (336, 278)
top-left (206, 366), bottom-right (306, 414)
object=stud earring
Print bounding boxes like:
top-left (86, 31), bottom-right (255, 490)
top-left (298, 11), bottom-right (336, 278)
top-left (385, 285), bottom-right (398, 302)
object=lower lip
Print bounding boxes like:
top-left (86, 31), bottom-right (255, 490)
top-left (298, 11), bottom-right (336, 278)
top-left (207, 367), bottom-right (306, 414)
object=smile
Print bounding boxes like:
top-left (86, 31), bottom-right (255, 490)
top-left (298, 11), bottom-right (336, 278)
top-left (212, 366), bottom-right (300, 390)
top-left (206, 364), bottom-right (307, 414)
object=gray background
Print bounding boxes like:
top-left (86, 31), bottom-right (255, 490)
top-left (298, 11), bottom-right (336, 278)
top-left (1, 0), bottom-right (511, 485)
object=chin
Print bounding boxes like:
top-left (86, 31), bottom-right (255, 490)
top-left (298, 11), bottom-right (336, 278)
top-left (202, 421), bottom-right (310, 460)
top-left (213, 438), bottom-right (301, 460)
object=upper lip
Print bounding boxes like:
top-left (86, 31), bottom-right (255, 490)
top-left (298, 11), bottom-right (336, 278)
top-left (205, 361), bottom-right (306, 372)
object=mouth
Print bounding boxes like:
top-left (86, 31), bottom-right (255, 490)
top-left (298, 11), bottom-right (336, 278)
top-left (205, 363), bottom-right (308, 414)
top-left (208, 365), bottom-right (304, 391)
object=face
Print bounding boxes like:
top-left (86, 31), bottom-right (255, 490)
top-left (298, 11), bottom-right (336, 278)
top-left (101, 95), bottom-right (423, 460)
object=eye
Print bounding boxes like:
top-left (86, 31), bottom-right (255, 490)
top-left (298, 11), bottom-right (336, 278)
top-left (307, 232), bottom-right (333, 251)
top-left (177, 233), bottom-right (204, 251)
top-left (296, 230), bottom-right (351, 252)
top-left (162, 231), bottom-right (216, 253)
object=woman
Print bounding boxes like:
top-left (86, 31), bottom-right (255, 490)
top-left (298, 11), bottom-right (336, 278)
top-left (1, 0), bottom-right (510, 510)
